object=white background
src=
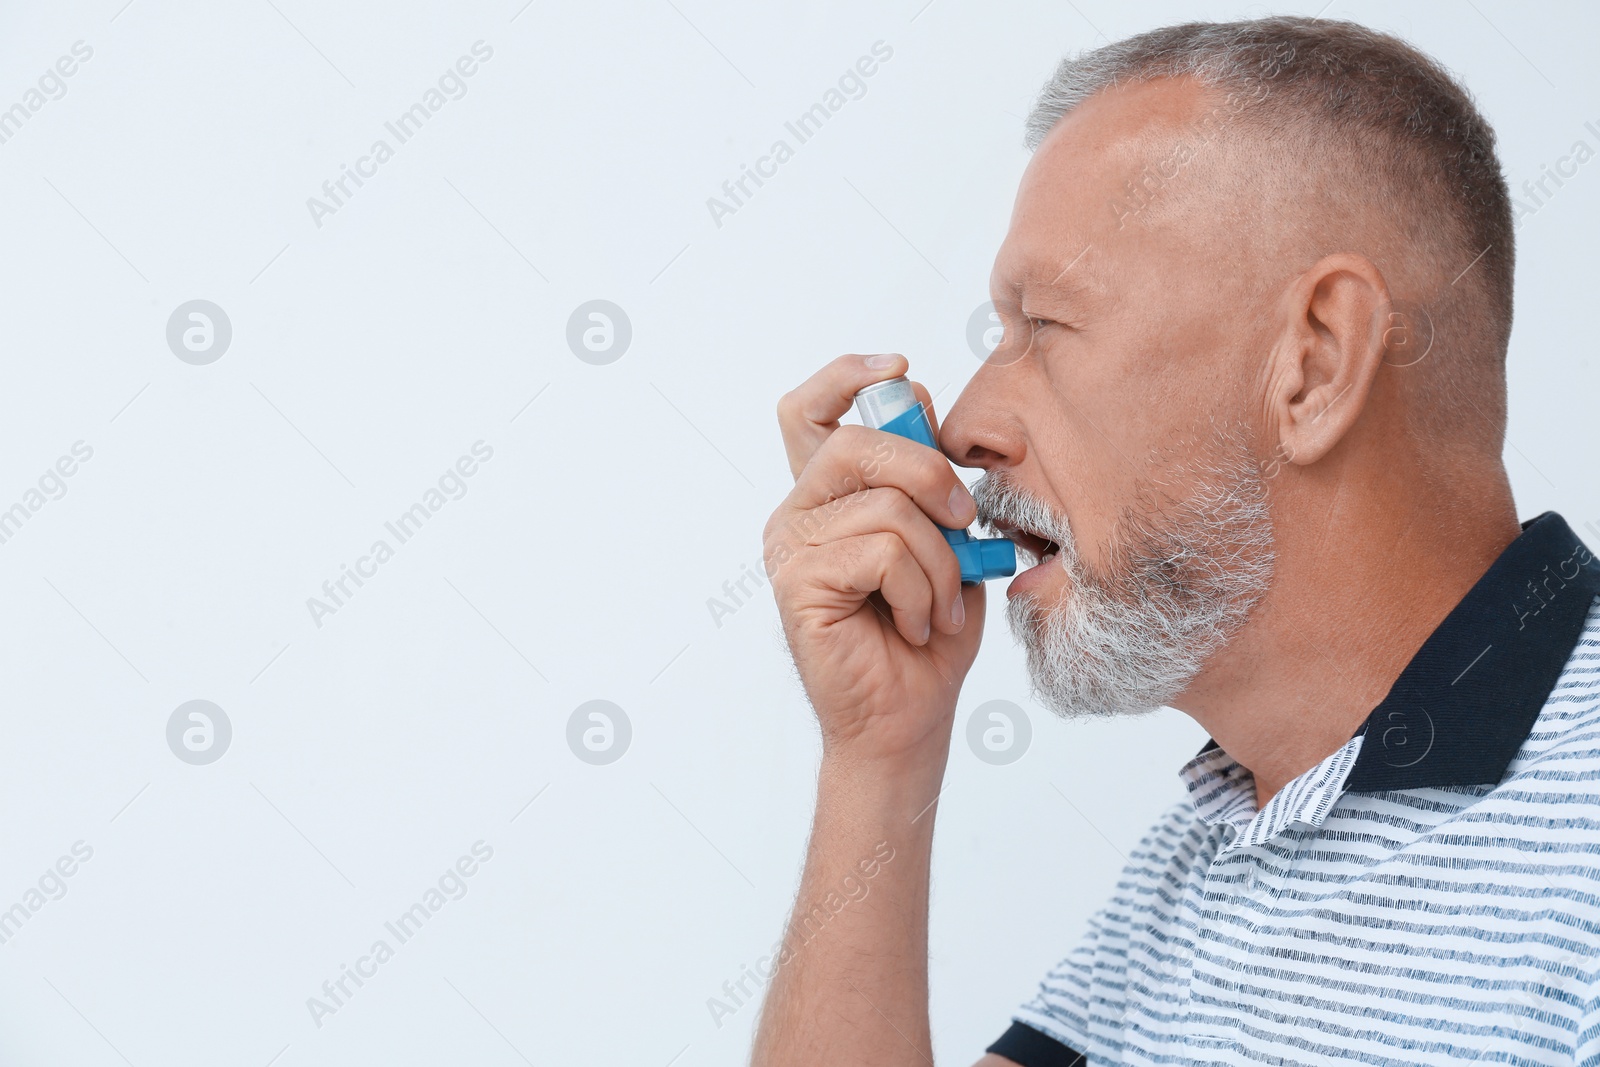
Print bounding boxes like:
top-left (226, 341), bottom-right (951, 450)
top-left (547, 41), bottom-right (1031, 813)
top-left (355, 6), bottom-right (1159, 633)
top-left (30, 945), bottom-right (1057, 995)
top-left (0, 1), bottom-right (1595, 1064)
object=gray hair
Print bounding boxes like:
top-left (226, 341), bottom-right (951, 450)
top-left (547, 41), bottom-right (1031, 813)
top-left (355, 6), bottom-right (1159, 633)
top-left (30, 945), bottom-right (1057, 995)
top-left (973, 422), bottom-right (1274, 720)
top-left (1023, 16), bottom-right (1514, 448)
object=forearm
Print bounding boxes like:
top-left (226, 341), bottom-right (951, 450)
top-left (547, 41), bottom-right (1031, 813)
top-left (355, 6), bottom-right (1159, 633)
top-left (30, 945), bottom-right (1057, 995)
top-left (751, 747), bottom-right (947, 1066)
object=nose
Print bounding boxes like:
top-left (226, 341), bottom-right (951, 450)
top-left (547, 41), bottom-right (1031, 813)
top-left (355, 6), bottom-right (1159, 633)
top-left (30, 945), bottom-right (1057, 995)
top-left (939, 365), bottom-right (1027, 472)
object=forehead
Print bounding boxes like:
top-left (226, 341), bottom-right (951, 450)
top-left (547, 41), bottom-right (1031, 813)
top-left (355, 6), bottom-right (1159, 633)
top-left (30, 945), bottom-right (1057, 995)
top-left (994, 77), bottom-right (1230, 293)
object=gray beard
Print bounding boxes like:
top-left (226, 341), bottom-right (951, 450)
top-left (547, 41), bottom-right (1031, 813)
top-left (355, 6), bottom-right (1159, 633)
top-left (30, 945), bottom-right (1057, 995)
top-left (972, 430), bottom-right (1275, 720)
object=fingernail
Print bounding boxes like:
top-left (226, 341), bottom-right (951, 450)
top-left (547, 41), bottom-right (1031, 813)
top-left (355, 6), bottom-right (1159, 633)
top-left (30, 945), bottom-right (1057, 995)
top-left (865, 353), bottom-right (899, 369)
top-left (920, 619), bottom-right (931, 643)
top-left (951, 593), bottom-right (965, 628)
top-left (949, 484), bottom-right (976, 524)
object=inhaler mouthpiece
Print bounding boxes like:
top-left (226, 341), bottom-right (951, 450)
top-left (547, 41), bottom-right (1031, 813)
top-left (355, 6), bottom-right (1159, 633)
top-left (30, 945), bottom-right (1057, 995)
top-left (853, 377), bottom-right (1016, 585)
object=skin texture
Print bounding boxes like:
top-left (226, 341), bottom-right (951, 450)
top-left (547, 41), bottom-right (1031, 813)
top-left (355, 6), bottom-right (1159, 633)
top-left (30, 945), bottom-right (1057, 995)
top-left (754, 76), bottom-right (1521, 1067)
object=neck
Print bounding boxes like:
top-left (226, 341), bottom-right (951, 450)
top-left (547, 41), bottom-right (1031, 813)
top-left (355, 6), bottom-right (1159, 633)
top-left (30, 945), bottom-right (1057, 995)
top-left (1175, 457), bottom-right (1520, 808)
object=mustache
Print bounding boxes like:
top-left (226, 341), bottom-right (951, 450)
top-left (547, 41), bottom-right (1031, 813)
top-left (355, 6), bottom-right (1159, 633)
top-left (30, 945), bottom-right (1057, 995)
top-left (972, 470), bottom-right (1074, 550)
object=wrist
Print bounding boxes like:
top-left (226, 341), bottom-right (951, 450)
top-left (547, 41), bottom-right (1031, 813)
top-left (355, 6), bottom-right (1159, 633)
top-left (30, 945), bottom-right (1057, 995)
top-left (817, 703), bottom-right (957, 775)
top-left (816, 740), bottom-right (951, 825)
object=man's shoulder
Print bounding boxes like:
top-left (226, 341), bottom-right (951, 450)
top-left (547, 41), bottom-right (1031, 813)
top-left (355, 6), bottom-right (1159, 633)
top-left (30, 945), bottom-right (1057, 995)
top-left (1445, 679), bottom-right (1600, 901)
top-left (1109, 798), bottom-right (1209, 894)
top-left (1502, 667), bottom-right (1600, 794)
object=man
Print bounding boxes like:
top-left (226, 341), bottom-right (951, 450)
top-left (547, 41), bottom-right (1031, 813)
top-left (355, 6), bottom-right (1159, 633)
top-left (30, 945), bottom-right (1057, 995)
top-left (753, 15), bottom-right (1600, 1067)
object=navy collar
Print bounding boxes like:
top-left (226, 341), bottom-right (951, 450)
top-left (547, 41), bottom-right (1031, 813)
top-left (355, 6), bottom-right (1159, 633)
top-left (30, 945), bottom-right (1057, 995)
top-left (1196, 511), bottom-right (1600, 792)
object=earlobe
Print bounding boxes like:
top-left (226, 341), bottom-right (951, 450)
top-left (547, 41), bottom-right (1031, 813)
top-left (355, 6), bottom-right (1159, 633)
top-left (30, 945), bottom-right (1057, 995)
top-left (1269, 253), bottom-right (1390, 471)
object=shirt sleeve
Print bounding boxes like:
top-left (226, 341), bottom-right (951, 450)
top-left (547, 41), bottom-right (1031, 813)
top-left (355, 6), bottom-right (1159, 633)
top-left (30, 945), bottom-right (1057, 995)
top-left (990, 800), bottom-right (1197, 1064)
top-left (985, 1020), bottom-right (1088, 1065)
top-left (1006, 900), bottom-right (1115, 1055)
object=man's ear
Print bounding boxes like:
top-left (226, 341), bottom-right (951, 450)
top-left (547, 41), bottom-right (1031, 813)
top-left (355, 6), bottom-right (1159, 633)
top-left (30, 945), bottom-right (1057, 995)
top-left (1265, 253), bottom-right (1391, 470)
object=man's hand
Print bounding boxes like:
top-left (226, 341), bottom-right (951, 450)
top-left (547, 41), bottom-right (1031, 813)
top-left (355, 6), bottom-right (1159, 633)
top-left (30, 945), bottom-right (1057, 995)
top-left (752, 354), bottom-right (991, 1067)
top-left (765, 352), bottom-right (986, 765)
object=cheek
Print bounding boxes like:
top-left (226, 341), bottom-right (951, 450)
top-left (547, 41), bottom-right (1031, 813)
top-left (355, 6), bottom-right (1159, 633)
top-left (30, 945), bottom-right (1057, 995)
top-left (1034, 341), bottom-right (1157, 547)
top-left (1025, 392), bottom-right (1129, 572)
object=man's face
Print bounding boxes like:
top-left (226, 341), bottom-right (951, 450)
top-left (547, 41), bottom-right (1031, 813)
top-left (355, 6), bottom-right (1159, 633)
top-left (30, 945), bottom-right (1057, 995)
top-left (942, 78), bottom-right (1279, 718)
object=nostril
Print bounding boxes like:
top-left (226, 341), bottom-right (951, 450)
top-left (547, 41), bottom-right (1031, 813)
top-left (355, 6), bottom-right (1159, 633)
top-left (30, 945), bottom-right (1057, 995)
top-left (960, 443), bottom-right (1007, 467)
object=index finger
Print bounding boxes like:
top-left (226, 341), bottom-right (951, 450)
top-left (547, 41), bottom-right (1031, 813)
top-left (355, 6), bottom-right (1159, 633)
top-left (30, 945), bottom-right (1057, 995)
top-left (776, 353), bottom-right (908, 480)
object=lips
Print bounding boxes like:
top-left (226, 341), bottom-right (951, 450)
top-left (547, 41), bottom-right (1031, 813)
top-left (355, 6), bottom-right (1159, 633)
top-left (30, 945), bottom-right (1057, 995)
top-left (987, 520), bottom-right (1060, 568)
top-left (985, 520), bottom-right (1063, 599)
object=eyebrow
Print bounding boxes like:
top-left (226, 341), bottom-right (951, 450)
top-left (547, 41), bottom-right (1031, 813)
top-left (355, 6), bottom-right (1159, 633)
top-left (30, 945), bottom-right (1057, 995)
top-left (1001, 258), bottom-right (1098, 310)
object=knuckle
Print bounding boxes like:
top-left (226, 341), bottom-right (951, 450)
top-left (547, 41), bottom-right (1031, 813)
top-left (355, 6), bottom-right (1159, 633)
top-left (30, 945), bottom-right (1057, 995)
top-left (821, 427), bottom-right (877, 490)
top-left (850, 484), bottom-right (897, 512)
top-left (801, 495), bottom-right (853, 542)
top-left (811, 491), bottom-right (860, 532)
top-left (766, 542), bottom-right (806, 595)
top-left (826, 537), bottom-right (865, 591)
top-left (881, 485), bottom-right (919, 521)
top-left (875, 484), bottom-right (930, 530)
top-left (830, 422), bottom-right (869, 451)
top-left (859, 485), bottom-right (902, 517)
top-left (761, 530), bottom-right (784, 567)
top-left (854, 441), bottom-right (894, 483)
top-left (871, 530), bottom-right (908, 569)
top-left (762, 506), bottom-right (795, 549)
top-left (912, 444), bottom-right (948, 486)
top-left (775, 390), bottom-right (800, 425)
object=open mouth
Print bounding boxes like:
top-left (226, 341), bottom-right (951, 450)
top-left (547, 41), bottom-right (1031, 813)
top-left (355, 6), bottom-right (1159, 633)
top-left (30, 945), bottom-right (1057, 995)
top-left (987, 520), bottom-right (1061, 569)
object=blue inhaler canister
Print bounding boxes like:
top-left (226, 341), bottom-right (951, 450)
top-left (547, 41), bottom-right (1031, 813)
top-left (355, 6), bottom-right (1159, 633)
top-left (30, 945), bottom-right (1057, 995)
top-left (853, 376), bottom-right (1016, 585)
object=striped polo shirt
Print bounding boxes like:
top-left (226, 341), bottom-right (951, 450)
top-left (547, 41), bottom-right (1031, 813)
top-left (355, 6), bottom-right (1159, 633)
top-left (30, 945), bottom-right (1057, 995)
top-left (987, 511), bottom-right (1600, 1066)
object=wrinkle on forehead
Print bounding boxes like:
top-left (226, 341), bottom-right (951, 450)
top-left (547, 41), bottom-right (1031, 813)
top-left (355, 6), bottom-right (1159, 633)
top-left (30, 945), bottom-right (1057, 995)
top-left (1014, 73), bottom-right (1446, 311)
top-left (994, 78), bottom-right (1263, 310)
top-left (1024, 78), bottom-right (1224, 207)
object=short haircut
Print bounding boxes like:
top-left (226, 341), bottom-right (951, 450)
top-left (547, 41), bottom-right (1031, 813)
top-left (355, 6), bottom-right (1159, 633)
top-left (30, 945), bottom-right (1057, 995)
top-left (1024, 16), bottom-right (1515, 449)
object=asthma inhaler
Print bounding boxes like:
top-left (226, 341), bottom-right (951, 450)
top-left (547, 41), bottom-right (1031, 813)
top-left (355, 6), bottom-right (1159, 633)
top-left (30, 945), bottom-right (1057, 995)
top-left (853, 376), bottom-right (1016, 585)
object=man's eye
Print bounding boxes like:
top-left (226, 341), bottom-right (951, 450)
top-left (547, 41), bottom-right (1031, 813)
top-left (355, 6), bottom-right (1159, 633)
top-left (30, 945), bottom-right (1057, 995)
top-left (1028, 317), bottom-right (1053, 332)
